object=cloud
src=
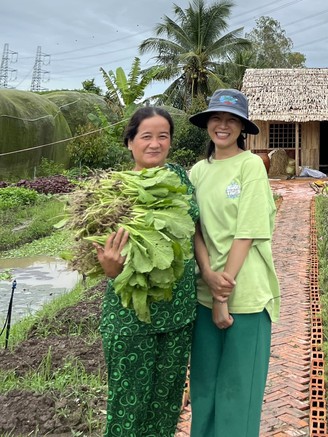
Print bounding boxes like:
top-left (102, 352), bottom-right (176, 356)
top-left (1, 0), bottom-right (327, 95)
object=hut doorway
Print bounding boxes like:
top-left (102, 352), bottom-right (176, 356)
top-left (319, 121), bottom-right (328, 174)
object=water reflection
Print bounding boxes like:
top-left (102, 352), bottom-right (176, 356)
top-left (0, 256), bottom-right (81, 324)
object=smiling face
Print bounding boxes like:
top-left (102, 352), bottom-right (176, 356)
top-left (128, 115), bottom-right (171, 170)
top-left (207, 111), bottom-right (244, 158)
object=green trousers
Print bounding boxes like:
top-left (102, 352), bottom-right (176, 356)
top-left (102, 324), bottom-right (193, 437)
top-left (190, 305), bottom-right (271, 437)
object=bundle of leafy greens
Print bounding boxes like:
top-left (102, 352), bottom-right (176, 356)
top-left (60, 166), bottom-right (195, 323)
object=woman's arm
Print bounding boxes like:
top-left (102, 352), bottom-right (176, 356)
top-left (194, 223), bottom-right (236, 301)
top-left (212, 238), bottom-right (252, 329)
top-left (224, 238), bottom-right (253, 279)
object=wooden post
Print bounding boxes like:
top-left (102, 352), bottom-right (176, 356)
top-left (295, 123), bottom-right (300, 176)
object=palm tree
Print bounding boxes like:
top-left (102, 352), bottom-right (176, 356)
top-left (139, 0), bottom-right (251, 110)
top-left (216, 49), bottom-right (266, 90)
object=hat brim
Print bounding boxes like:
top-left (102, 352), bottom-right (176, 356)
top-left (189, 108), bottom-right (259, 135)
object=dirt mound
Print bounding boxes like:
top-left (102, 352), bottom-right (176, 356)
top-left (0, 280), bottom-right (108, 436)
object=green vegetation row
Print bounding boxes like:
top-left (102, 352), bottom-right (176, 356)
top-left (315, 196), bottom-right (328, 366)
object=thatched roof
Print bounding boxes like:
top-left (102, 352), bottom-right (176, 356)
top-left (242, 68), bottom-right (328, 122)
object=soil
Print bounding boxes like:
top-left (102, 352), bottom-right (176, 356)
top-left (0, 280), bottom-right (109, 437)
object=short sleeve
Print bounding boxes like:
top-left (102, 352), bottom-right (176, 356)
top-left (235, 157), bottom-right (275, 241)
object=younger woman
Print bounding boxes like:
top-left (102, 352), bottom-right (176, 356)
top-left (188, 89), bottom-right (280, 437)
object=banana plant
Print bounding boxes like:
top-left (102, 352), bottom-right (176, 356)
top-left (100, 57), bottom-right (163, 117)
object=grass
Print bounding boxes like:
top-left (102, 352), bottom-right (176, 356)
top-left (0, 273), bottom-right (106, 436)
top-left (0, 276), bottom-right (99, 348)
top-left (315, 195), bottom-right (328, 365)
top-left (0, 352), bottom-right (103, 393)
top-left (0, 228), bottom-right (73, 259)
top-left (0, 196), bottom-right (69, 252)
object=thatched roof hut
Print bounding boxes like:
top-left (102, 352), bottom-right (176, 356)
top-left (242, 68), bottom-right (328, 175)
top-left (242, 68), bottom-right (328, 122)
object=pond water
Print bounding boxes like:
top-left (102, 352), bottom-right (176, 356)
top-left (0, 256), bottom-right (81, 324)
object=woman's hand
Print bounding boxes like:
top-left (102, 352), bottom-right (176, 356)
top-left (93, 228), bottom-right (129, 278)
top-left (212, 300), bottom-right (234, 329)
top-left (203, 270), bottom-right (236, 302)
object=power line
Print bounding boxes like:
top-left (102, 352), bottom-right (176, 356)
top-left (230, 0), bottom-right (305, 27)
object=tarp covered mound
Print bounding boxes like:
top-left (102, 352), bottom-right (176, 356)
top-left (45, 91), bottom-right (112, 135)
top-left (0, 89), bottom-right (72, 179)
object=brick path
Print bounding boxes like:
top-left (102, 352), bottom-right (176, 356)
top-left (176, 179), bottom-right (320, 437)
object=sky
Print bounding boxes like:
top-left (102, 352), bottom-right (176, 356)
top-left (1, 0), bottom-right (327, 98)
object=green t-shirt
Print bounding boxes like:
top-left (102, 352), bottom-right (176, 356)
top-left (189, 151), bottom-right (280, 322)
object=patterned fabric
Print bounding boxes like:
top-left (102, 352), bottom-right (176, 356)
top-left (100, 163), bottom-right (199, 436)
top-left (99, 163), bottom-right (199, 336)
top-left (103, 324), bottom-right (193, 437)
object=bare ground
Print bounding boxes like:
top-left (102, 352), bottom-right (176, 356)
top-left (0, 280), bottom-right (108, 437)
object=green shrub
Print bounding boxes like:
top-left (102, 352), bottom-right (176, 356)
top-left (67, 123), bottom-right (110, 168)
top-left (67, 122), bottom-right (131, 170)
top-left (0, 187), bottom-right (39, 210)
top-left (36, 157), bottom-right (66, 177)
top-left (171, 96), bottom-right (208, 163)
top-left (169, 148), bottom-right (196, 168)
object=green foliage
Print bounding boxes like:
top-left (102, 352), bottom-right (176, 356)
top-left (316, 196), bottom-right (328, 291)
top-left (36, 157), bottom-right (66, 177)
top-left (0, 186), bottom-right (39, 210)
top-left (139, 0), bottom-right (250, 109)
top-left (64, 167), bottom-right (195, 323)
top-left (67, 122), bottom-right (110, 168)
top-left (100, 57), bottom-right (162, 116)
top-left (63, 166), bottom-right (92, 180)
top-left (87, 105), bottom-right (133, 169)
top-left (0, 269), bottom-right (13, 281)
top-left (169, 148), bottom-right (196, 168)
top-left (170, 96), bottom-right (208, 162)
top-left (82, 78), bottom-right (102, 95)
top-left (216, 49), bottom-right (264, 90)
top-left (1, 229), bottom-right (73, 259)
top-left (315, 195), bottom-right (328, 374)
top-left (66, 116), bottom-right (132, 170)
top-left (172, 119), bottom-right (208, 161)
top-left (105, 142), bottom-right (133, 170)
top-left (246, 16), bottom-right (306, 68)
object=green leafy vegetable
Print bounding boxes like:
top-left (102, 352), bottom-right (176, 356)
top-left (61, 166), bottom-right (195, 323)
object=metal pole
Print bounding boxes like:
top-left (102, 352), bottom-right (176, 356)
top-left (5, 279), bottom-right (16, 349)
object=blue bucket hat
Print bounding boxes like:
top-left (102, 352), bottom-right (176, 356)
top-left (189, 89), bottom-right (259, 135)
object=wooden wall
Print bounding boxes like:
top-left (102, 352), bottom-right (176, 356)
top-left (246, 121), bottom-right (320, 169)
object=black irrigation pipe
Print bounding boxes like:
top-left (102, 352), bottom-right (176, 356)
top-left (0, 279), bottom-right (17, 349)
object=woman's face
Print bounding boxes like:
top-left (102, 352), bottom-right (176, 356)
top-left (207, 111), bottom-right (243, 151)
top-left (128, 115), bottom-right (171, 170)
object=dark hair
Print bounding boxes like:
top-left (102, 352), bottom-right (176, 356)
top-left (205, 134), bottom-right (246, 161)
top-left (123, 107), bottom-right (174, 147)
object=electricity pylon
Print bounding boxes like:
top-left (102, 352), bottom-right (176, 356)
top-left (30, 46), bottom-right (50, 92)
top-left (0, 43), bottom-right (18, 88)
